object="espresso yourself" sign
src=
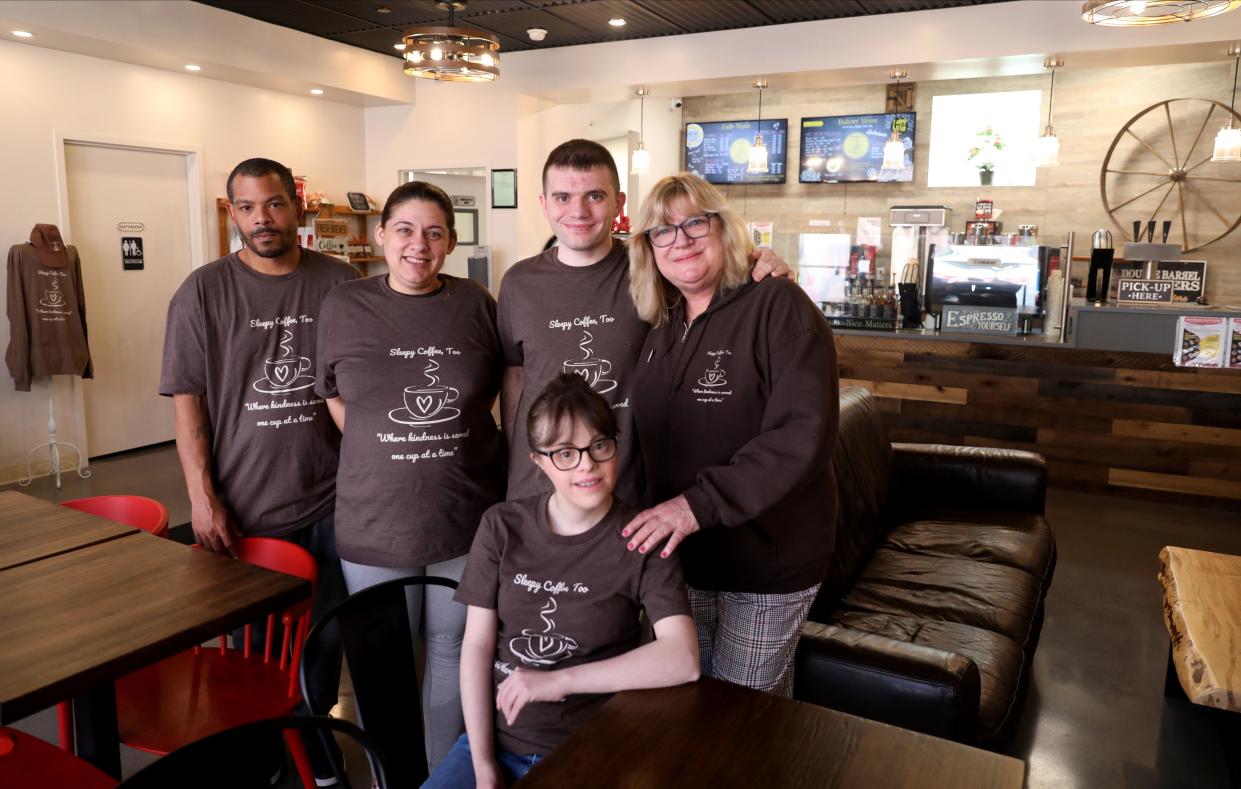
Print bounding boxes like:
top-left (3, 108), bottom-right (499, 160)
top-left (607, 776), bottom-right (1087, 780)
top-left (941, 305), bottom-right (1019, 335)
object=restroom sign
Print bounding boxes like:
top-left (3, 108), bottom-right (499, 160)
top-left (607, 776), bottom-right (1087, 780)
top-left (122, 237), bottom-right (144, 270)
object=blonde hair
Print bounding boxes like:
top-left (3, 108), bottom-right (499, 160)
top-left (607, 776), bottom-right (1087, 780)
top-left (628, 174), bottom-right (754, 327)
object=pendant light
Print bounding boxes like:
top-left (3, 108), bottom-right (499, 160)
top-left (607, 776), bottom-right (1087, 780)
top-left (1082, 0), bottom-right (1241, 25)
top-left (631, 88), bottom-right (651, 175)
top-left (1211, 46), bottom-right (1241, 162)
top-left (881, 69), bottom-right (908, 171)
top-left (402, 0), bottom-right (500, 83)
top-left (1035, 58), bottom-right (1063, 168)
top-left (747, 79), bottom-right (769, 175)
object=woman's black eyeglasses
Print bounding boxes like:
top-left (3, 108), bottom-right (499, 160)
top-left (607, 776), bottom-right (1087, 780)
top-left (534, 436), bottom-right (618, 471)
top-left (645, 213), bottom-right (718, 248)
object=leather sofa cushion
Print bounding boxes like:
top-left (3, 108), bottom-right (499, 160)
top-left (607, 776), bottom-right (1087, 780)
top-left (837, 548), bottom-right (1042, 648)
top-left (830, 611), bottom-right (1024, 739)
top-left (883, 512), bottom-right (1055, 586)
top-left (819, 389), bottom-right (896, 604)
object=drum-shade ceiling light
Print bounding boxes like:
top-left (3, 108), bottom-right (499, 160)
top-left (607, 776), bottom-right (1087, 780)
top-left (747, 80), bottom-right (769, 175)
top-left (402, 1), bottom-right (500, 82)
top-left (631, 88), bottom-right (651, 175)
top-left (1035, 59), bottom-right (1063, 167)
top-left (1082, 0), bottom-right (1241, 25)
top-left (1212, 46), bottom-right (1241, 162)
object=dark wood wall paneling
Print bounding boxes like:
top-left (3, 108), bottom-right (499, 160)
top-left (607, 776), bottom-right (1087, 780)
top-left (835, 335), bottom-right (1241, 510)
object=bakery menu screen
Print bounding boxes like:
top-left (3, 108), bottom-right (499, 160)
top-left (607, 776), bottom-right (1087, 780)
top-left (799, 113), bottom-right (915, 184)
top-left (685, 119), bottom-right (788, 185)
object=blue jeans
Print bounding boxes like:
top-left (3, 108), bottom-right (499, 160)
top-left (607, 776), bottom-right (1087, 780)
top-left (421, 733), bottom-right (542, 788)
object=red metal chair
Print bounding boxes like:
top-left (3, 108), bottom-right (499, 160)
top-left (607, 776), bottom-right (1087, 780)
top-left (0, 726), bottom-right (115, 788)
top-left (113, 538), bottom-right (319, 786)
top-left (56, 495), bottom-right (171, 751)
top-left (61, 496), bottom-right (170, 538)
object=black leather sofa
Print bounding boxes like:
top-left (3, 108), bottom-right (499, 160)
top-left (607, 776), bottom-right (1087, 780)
top-left (793, 387), bottom-right (1055, 748)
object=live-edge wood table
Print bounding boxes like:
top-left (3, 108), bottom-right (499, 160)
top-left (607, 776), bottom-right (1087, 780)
top-left (516, 677), bottom-right (1025, 789)
top-left (0, 492), bottom-right (310, 778)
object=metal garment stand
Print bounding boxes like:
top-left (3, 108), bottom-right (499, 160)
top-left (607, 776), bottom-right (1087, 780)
top-left (18, 375), bottom-right (90, 490)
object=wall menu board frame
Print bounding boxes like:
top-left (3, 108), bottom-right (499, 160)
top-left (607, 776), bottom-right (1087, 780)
top-left (799, 112), bottom-right (916, 184)
top-left (684, 119), bottom-right (789, 185)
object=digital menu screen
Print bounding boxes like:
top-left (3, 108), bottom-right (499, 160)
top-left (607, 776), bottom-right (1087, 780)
top-left (684, 119), bottom-right (788, 185)
top-left (799, 113), bottom-right (915, 184)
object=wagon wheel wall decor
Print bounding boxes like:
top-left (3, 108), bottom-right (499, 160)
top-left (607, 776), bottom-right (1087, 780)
top-left (1101, 98), bottom-right (1241, 252)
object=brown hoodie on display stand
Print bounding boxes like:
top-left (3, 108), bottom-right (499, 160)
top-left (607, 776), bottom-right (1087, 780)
top-left (6, 224), bottom-right (94, 391)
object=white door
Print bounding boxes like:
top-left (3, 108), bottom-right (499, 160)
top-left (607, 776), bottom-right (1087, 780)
top-left (65, 144), bottom-right (192, 457)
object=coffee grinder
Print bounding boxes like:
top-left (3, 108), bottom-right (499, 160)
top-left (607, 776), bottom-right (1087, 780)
top-left (1085, 229), bottom-right (1113, 305)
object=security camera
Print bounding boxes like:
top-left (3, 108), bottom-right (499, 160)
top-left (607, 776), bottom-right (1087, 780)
top-left (669, 98), bottom-right (683, 110)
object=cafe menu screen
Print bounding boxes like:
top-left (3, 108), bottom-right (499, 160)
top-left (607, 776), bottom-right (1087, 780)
top-left (684, 119), bottom-right (788, 185)
top-left (799, 113), bottom-right (915, 184)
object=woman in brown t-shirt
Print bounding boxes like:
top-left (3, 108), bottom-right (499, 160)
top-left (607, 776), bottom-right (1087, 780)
top-left (316, 181), bottom-right (506, 766)
top-left (623, 174), bottom-right (839, 698)
top-left (425, 375), bottom-right (698, 788)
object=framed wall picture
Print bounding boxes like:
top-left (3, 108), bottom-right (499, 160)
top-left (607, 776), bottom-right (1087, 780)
top-left (346, 192), bottom-right (371, 212)
top-left (491, 169), bottom-right (517, 209)
top-left (455, 208), bottom-right (479, 245)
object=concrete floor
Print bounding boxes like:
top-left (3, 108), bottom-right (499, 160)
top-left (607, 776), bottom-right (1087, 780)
top-left (6, 444), bottom-right (1240, 787)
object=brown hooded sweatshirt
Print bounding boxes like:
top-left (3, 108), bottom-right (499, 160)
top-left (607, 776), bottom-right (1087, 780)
top-left (632, 276), bottom-right (839, 594)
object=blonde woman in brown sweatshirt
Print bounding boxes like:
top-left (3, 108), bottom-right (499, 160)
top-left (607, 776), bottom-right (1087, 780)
top-left (623, 173), bottom-right (840, 697)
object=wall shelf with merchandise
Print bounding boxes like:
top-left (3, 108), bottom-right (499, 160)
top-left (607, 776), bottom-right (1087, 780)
top-left (215, 198), bottom-right (382, 274)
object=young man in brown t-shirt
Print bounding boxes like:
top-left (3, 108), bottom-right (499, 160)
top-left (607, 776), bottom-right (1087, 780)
top-left (159, 157), bottom-right (356, 782)
top-left (498, 139), bottom-right (789, 507)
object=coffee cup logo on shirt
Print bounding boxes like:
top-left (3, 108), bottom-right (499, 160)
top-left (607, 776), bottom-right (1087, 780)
top-left (510, 596), bottom-right (578, 667)
top-left (697, 356), bottom-right (728, 388)
top-left (389, 359), bottom-right (461, 426)
top-left (38, 279), bottom-right (68, 310)
top-left (252, 330), bottom-right (316, 395)
top-left (562, 331), bottom-right (616, 394)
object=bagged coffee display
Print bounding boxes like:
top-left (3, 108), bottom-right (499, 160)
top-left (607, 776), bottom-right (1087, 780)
top-left (1173, 316), bottom-right (1226, 368)
top-left (1228, 318), bottom-right (1241, 370)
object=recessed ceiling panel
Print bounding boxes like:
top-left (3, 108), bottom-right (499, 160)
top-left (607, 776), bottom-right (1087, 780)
top-left (195, 0), bottom-right (1011, 56)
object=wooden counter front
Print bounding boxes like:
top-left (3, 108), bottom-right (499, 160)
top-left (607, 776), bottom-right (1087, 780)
top-left (835, 333), bottom-right (1241, 508)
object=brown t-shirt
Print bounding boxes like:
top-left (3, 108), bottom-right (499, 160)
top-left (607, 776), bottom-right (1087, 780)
top-left (159, 250), bottom-right (358, 537)
top-left (497, 241), bottom-right (647, 505)
top-left (316, 275), bottom-right (505, 568)
top-left (632, 277), bottom-right (839, 594)
top-left (454, 495), bottom-right (690, 757)
top-left (6, 244), bottom-right (93, 392)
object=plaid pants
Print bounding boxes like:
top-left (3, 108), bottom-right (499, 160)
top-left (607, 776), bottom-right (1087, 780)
top-left (689, 584), bottom-right (820, 698)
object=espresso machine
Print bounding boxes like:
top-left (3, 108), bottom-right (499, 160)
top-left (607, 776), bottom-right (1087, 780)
top-left (889, 206), bottom-right (950, 327)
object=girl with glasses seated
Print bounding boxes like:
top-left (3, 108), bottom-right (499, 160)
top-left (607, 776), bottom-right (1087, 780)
top-left (423, 373), bottom-right (699, 789)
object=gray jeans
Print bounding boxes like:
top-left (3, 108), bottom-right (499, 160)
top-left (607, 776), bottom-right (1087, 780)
top-left (341, 554), bottom-right (468, 770)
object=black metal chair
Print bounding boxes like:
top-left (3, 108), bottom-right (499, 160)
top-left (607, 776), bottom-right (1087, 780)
top-left (300, 575), bottom-right (459, 788)
top-left (115, 715), bottom-right (388, 789)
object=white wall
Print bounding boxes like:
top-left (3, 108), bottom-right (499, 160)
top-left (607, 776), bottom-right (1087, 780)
top-left (0, 39), bottom-right (366, 482)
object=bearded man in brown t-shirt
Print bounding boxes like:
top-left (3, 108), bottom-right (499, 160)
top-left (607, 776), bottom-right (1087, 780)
top-left (159, 158), bottom-right (355, 783)
top-left (498, 140), bottom-right (789, 507)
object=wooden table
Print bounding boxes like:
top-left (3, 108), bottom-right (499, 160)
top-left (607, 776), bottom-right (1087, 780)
top-left (0, 490), bottom-right (135, 571)
top-left (516, 677), bottom-right (1025, 788)
top-left (1159, 545), bottom-right (1241, 712)
top-left (0, 523), bottom-right (309, 777)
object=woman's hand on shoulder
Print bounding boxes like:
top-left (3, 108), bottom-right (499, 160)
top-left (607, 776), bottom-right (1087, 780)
top-left (750, 248), bottom-right (792, 280)
top-left (621, 495), bottom-right (701, 558)
top-left (497, 667), bottom-right (569, 726)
